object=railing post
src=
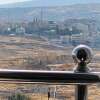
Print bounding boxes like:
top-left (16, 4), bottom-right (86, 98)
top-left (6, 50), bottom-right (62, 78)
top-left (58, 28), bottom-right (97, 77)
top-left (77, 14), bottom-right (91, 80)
top-left (75, 84), bottom-right (87, 100)
top-left (75, 62), bottom-right (88, 100)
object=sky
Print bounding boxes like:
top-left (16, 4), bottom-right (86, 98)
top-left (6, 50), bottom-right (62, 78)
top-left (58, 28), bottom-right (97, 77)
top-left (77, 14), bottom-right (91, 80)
top-left (0, 0), bottom-right (100, 5)
top-left (0, 0), bottom-right (29, 4)
top-left (68, 0), bottom-right (100, 4)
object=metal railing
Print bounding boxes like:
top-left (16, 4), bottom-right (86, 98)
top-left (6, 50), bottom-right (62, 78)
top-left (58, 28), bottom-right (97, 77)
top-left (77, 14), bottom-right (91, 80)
top-left (0, 45), bottom-right (99, 100)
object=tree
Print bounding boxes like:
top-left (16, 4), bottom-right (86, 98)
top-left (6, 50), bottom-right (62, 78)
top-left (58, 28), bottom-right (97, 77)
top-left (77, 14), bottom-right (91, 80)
top-left (8, 93), bottom-right (30, 100)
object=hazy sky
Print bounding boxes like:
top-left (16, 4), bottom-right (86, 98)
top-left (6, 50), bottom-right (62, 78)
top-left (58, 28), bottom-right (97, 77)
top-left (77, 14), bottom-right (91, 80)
top-left (68, 0), bottom-right (100, 4)
top-left (0, 0), bottom-right (100, 5)
top-left (0, 0), bottom-right (29, 4)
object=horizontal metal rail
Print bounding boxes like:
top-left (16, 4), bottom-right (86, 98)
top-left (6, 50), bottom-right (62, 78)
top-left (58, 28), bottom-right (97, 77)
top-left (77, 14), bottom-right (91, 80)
top-left (0, 69), bottom-right (99, 84)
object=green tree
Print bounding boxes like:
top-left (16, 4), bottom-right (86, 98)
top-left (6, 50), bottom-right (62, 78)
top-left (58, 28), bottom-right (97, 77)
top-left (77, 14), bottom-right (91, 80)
top-left (8, 93), bottom-right (30, 100)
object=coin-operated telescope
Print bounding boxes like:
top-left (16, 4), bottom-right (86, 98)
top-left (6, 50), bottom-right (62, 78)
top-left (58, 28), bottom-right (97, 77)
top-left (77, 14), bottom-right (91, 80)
top-left (72, 44), bottom-right (93, 72)
top-left (72, 44), bottom-right (93, 100)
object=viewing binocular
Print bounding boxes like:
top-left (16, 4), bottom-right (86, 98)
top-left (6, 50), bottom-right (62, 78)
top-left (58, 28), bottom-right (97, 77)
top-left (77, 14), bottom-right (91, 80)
top-left (72, 44), bottom-right (93, 64)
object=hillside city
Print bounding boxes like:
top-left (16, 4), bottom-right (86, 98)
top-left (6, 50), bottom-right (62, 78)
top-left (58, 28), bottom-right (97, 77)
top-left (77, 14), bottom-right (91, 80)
top-left (1, 18), bottom-right (100, 48)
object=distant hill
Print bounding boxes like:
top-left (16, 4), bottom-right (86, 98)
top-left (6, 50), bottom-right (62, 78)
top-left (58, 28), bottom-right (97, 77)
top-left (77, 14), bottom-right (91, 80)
top-left (0, 2), bottom-right (100, 21)
top-left (0, 0), bottom-right (84, 8)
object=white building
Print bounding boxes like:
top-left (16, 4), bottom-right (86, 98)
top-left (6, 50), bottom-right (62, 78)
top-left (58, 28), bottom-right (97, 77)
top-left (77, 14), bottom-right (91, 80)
top-left (71, 33), bottom-right (84, 42)
top-left (60, 35), bottom-right (71, 45)
top-left (16, 27), bottom-right (26, 34)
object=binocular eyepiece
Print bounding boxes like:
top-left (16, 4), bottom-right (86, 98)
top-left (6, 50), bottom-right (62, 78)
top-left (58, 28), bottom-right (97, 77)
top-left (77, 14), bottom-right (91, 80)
top-left (72, 45), bottom-right (93, 64)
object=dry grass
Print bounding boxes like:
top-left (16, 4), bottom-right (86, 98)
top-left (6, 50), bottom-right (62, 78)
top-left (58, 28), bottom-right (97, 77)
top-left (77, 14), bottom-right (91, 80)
top-left (0, 35), bottom-right (72, 70)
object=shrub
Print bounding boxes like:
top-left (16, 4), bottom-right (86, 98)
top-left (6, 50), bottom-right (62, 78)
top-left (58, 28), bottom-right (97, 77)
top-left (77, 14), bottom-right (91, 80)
top-left (8, 93), bottom-right (30, 100)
